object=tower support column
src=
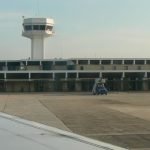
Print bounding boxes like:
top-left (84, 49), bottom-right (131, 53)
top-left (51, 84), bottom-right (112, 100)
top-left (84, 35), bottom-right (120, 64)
top-left (31, 37), bottom-right (44, 59)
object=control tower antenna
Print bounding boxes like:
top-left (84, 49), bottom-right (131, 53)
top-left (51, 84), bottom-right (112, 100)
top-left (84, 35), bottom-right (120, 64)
top-left (22, 18), bottom-right (54, 59)
top-left (36, 0), bottom-right (40, 16)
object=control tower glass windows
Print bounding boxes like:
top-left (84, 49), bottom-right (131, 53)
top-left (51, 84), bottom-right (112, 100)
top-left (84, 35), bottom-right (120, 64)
top-left (33, 25), bottom-right (39, 30)
top-left (40, 25), bottom-right (46, 30)
top-left (46, 26), bottom-right (53, 31)
top-left (24, 25), bottom-right (32, 31)
top-left (24, 25), bottom-right (52, 31)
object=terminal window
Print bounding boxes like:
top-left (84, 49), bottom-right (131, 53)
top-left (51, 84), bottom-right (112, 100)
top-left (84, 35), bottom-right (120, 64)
top-left (113, 60), bottom-right (122, 64)
top-left (90, 60), bottom-right (99, 65)
top-left (124, 60), bottom-right (133, 64)
top-left (78, 60), bottom-right (88, 65)
top-left (146, 60), bottom-right (150, 64)
top-left (101, 60), bottom-right (111, 65)
top-left (135, 60), bottom-right (144, 65)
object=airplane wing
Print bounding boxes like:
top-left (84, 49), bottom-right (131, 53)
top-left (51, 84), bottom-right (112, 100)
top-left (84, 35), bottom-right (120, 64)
top-left (0, 112), bottom-right (128, 150)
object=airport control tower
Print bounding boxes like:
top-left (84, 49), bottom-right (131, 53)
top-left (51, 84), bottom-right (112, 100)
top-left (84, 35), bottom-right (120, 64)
top-left (22, 18), bottom-right (54, 59)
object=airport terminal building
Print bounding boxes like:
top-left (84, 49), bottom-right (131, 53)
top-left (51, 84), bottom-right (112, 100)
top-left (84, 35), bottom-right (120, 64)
top-left (0, 17), bottom-right (150, 92)
top-left (0, 58), bottom-right (150, 92)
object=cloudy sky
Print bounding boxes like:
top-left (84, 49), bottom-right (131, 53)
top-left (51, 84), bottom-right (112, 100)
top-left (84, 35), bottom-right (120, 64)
top-left (0, 0), bottom-right (150, 59)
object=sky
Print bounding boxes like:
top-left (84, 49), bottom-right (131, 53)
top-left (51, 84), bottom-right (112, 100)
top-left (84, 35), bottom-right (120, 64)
top-left (1, 0), bottom-right (150, 59)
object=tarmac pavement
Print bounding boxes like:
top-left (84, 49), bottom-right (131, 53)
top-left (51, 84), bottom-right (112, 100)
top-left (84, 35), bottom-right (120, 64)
top-left (0, 92), bottom-right (150, 149)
